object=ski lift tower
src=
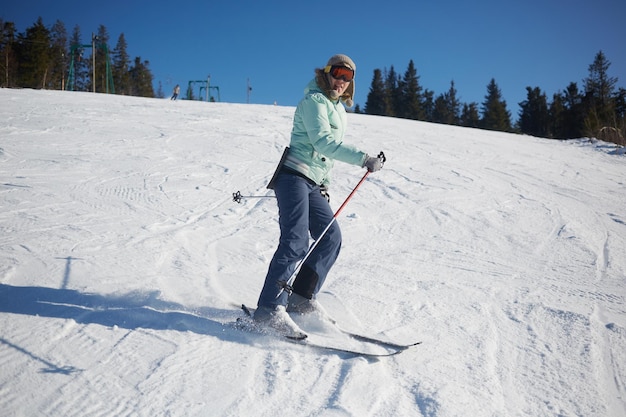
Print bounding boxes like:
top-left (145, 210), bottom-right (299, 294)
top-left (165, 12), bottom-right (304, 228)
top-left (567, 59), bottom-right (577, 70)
top-left (186, 75), bottom-right (221, 102)
top-left (66, 33), bottom-right (115, 93)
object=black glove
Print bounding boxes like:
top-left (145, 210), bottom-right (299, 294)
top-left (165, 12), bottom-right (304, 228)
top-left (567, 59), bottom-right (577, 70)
top-left (363, 155), bottom-right (383, 172)
top-left (320, 184), bottom-right (330, 203)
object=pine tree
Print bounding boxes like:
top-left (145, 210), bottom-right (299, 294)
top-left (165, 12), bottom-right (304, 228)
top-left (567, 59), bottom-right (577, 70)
top-left (615, 88), bottom-right (626, 121)
top-left (93, 25), bottom-right (111, 93)
top-left (48, 20), bottom-right (68, 90)
top-left (422, 89), bottom-right (434, 122)
top-left (16, 17), bottom-right (52, 89)
top-left (615, 88), bottom-right (626, 114)
top-left (0, 19), bottom-right (18, 88)
top-left (129, 56), bottom-right (154, 97)
top-left (615, 88), bottom-right (626, 143)
top-left (549, 93), bottom-right (565, 139)
top-left (460, 103), bottom-right (480, 128)
top-left (433, 95), bottom-right (447, 124)
top-left (433, 81), bottom-right (461, 125)
top-left (383, 66), bottom-right (400, 117)
top-left (583, 50), bottom-right (618, 137)
top-left (112, 33), bottom-right (131, 95)
top-left (365, 68), bottom-right (386, 116)
top-left (69, 25), bottom-right (89, 91)
top-left (480, 78), bottom-right (511, 132)
top-left (399, 60), bottom-right (423, 120)
top-left (518, 86), bottom-right (549, 137)
top-left (446, 81), bottom-right (461, 125)
top-left (562, 82), bottom-right (584, 138)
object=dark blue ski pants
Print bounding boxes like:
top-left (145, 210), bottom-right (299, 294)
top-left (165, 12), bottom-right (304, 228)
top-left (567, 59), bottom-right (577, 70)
top-left (257, 171), bottom-right (341, 308)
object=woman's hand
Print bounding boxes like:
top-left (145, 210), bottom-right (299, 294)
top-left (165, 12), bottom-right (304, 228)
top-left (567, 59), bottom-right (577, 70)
top-left (363, 155), bottom-right (383, 172)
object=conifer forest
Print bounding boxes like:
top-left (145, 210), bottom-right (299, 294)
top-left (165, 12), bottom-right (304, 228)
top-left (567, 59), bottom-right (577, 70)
top-left (2, 17), bottom-right (624, 145)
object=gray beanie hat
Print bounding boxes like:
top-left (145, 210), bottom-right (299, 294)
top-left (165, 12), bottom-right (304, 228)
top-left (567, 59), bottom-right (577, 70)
top-left (323, 54), bottom-right (356, 107)
top-left (326, 54), bottom-right (356, 72)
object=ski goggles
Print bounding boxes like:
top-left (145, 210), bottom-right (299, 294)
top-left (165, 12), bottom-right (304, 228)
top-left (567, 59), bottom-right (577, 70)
top-left (324, 65), bottom-right (354, 82)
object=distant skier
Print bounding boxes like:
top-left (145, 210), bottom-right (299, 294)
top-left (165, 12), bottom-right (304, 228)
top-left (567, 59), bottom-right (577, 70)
top-left (171, 84), bottom-right (180, 100)
top-left (254, 54), bottom-right (384, 338)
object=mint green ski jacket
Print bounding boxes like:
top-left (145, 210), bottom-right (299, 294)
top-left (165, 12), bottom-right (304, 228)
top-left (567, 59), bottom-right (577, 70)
top-left (283, 79), bottom-right (368, 186)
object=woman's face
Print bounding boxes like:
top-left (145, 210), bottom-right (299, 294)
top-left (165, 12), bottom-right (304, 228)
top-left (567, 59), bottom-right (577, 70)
top-left (329, 76), bottom-right (350, 96)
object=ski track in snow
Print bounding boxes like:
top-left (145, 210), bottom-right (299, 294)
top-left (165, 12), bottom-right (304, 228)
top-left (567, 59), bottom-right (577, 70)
top-left (1, 89), bottom-right (625, 416)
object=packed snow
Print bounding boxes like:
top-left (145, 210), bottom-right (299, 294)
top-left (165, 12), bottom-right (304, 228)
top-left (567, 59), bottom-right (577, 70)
top-left (1, 88), bottom-right (625, 417)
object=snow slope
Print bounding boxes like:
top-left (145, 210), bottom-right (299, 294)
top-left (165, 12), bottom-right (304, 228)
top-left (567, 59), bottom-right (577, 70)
top-left (1, 88), bottom-right (625, 417)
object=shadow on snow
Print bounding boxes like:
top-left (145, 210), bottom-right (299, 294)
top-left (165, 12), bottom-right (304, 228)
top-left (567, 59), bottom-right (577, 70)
top-left (0, 282), bottom-right (250, 372)
top-left (0, 283), bottom-right (241, 335)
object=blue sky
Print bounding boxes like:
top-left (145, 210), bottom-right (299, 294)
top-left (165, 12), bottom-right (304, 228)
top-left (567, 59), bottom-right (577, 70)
top-left (4, 0), bottom-right (625, 120)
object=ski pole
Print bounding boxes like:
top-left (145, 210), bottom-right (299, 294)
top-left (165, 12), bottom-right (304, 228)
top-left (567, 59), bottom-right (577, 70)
top-left (232, 190), bottom-right (276, 204)
top-left (280, 151), bottom-right (386, 294)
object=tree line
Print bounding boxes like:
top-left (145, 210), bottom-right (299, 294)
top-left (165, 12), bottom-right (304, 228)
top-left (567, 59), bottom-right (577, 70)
top-left (3, 18), bottom-right (624, 145)
top-left (360, 52), bottom-right (625, 145)
top-left (0, 17), bottom-right (156, 97)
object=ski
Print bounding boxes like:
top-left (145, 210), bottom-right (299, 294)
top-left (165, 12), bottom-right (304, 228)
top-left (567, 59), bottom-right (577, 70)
top-left (233, 315), bottom-right (404, 357)
top-left (336, 328), bottom-right (421, 351)
top-left (237, 304), bottom-right (420, 357)
top-left (285, 335), bottom-right (406, 357)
